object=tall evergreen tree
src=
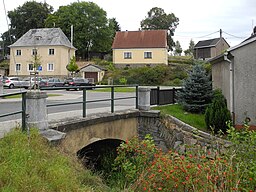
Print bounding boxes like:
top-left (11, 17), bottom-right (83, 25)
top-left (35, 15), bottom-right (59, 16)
top-left (177, 64), bottom-right (212, 113)
top-left (174, 40), bottom-right (182, 56)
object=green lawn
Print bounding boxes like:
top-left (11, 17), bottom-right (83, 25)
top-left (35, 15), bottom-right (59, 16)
top-left (152, 104), bottom-right (207, 131)
top-left (91, 87), bottom-right (135, 92)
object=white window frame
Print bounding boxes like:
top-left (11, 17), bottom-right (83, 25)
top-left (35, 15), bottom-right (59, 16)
top-left (47, 63), bottom-right (54, 71)
top-left (32, 48), bottom-right (37, 56)
top-left (16, 50), bottom-right (21, 56)
top-left (124, 52), bottom-right (132, 59)
top-left (15, 63), bottom-right (21, 71)
top-left (144, 51), bottom-right (152, 59)
top-left (28, 63), bottom-right (34, 71)
top-left (49, 48), bottom-right (55, 55)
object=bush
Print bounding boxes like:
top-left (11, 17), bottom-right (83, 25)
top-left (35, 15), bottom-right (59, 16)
top-left (205, 89), bottom-right (231, 133)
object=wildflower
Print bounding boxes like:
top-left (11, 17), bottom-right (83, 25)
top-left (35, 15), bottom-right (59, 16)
top-left (143, 187), bottom-right (147, 191)
top-left (158, 187), bottom-right (162, 191)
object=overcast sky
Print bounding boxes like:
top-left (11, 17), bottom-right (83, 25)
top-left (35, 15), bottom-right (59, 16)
top-left (1, 0), bottom-right (255, 50)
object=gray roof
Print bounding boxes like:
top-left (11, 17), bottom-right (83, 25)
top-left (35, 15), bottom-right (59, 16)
top-left (228, 34), bottom-right (256, 52)
top-left (194, 38), bottom-right (221, 48)
top-left (9, 28), bottom-right (76, 49)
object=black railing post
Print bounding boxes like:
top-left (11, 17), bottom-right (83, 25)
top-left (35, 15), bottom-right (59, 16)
top-left (135, 85), bottom-right (138, 109)
top-left (83, 88), bottom-right (87, 117)
top-left (173, 88), bottom-right (176, 104)
top-left (21, 92), bottom-right (26, 131)
top-left (111, 86), bottom-right (114, 113)
top-left (157, 86), bottom-right (160, 105)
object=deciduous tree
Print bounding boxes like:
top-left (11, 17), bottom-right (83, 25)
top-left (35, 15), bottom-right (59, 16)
top-left (66, 56), bottom-right (78, 76)
top-left (7, 1), bottom-right (53, 39)
top-left (140, 7), bottom-right (179, 51)
top-left (184, 39), bottom-right (195, 56)
top-left (45, 2), bottom-right (115, 59)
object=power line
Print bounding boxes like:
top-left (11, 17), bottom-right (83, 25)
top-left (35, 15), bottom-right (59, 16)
top-left (222, 31), bottom-right (246, 39)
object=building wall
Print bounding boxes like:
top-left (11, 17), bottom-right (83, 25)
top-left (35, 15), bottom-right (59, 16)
top-left (113, 48), bottom-right (168, 66)
top-left (213, 38), bottom-right (229, 57)
top-left (212, 60), bottom-right (231, 109)
top-left (231, 41), bottom-right (256, 126)
top-left (9, 45), bottom-right (75, 77)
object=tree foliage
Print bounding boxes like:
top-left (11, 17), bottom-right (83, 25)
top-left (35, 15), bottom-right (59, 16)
top-left (174, 40), bottom-right (182, 56)
top-left (7, 1), bottom-right (53, 39)
top-left (205, 89), bottom-right (231, 133)
top-left (177, 64), bottom-right (212, 113)
top-left (140, 7), bottom-right (179, 51)
top-left (45, 2), bottom-right (116, 59)
top-left (184, 39), bottom-right (195, 56)
top-left (66, 56), bottom-right (78, 76)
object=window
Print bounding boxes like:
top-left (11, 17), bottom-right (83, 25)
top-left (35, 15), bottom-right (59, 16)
top-left (16, 50), bottom-right (21, 56)
top-left (32, 49), bottom-right (37, 55)
top-left (49, 49), bottom-right (54, 55)
top-left (28, 63), bottom-right (34, 71)
top-left (16, 63), bottom-right (21, 71)
top-left (48, 63), bottom-right (54, 71)
top-left (144, 52), bottom-right (152, 59)
top-left (124, 52), bottom-right (132, 59)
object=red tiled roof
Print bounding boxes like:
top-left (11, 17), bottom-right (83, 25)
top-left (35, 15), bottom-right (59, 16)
top-left (112, 30), bottom-right (167, 49)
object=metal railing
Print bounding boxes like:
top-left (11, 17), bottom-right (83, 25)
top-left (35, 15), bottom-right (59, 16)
top-left (0, 91), bottom-right (27, 131)
top-left (41, 85), bottom-right (139, 117)
top-left (0, 85), bottom-right (139, 130)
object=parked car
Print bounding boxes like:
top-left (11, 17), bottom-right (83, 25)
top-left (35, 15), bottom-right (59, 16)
top-left (3, 76), bottom-right (27, 89)
top-left (46, 78), bottom-right (64, 87)
top-left (23, 77), bottom-right (48, 89)
top-left (64, 77), bottom-right (95, 90)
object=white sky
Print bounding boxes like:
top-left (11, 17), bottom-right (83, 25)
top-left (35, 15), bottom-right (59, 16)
top-left (1, 0), bottom-right (256, 50)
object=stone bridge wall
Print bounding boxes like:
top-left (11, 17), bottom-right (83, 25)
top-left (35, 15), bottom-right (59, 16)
top-left (139, 111), bottom-right (229, 153)
top-left (48, 110), bottom-right (229, 155)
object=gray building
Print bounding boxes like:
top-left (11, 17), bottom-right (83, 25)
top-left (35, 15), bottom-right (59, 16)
top-left (208, 29), bottom-right (256, 128)
top-left (194, 37), bottom-right (230, 60)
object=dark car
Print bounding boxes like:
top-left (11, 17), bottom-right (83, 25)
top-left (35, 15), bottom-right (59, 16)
top-left (64, 77), bottom-right (95, 90)
top-left (23, 77), bottom-right (48, 89)
top-left (46, 78), bottom-right (64, 87)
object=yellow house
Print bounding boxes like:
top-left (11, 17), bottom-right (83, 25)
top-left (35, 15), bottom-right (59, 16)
top-left (9, 28), bottom-right (76, 77)
top-left (112, 30), bottom-right (168, 68)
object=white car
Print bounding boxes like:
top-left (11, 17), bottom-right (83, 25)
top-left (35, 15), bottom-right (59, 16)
top-left (3, 76), bottom-right (27, 89)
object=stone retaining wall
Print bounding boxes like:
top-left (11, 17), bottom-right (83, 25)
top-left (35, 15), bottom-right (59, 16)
top-left (139, 111), bottom-right (230, 154)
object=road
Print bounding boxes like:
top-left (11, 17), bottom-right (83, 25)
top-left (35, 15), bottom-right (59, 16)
top-left (0, 88), bottom-right (136, 122)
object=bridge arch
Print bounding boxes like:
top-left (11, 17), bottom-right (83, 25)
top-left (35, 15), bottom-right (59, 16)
top-left (77, 138), bottom-right (124, 170)
top-left (55, 111), bottom-right (139, 155)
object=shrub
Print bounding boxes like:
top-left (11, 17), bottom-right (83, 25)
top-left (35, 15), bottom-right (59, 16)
top-left (109, 135), bottom-right (157, 189)
top-left (205, 89), bottom-right (231, 133)
top-left (177, 64), bottom-right (212, 113)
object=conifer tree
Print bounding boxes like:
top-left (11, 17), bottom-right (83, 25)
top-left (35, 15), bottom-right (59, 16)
top-left (177, 64), bottom-right (212, 113)
top-left (205, 89), bottom-right (231, 133)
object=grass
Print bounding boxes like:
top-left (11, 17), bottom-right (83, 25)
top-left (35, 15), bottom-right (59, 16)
top-left (0, 128), bottom-right (109, 192)
top-left (3, 93), bottom-right (62, 99)
top-left (152, 104), bottom-right (207, 131)
top-left (91, 87), bottom-right (135, 92)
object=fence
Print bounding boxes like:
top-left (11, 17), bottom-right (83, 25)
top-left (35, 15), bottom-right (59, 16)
top-left (150, 87), bottom-right (182, 105)
top-left (0, 85), bottom-right (138, 130)
top-left (0, 91), bottom-right (27, 131)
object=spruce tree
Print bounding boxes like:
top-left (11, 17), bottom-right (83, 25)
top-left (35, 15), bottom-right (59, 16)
top-left (177, 64), bottom-right (212, 113)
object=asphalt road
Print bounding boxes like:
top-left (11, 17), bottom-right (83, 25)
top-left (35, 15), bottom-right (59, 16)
top-left (0, 88), bottom-right (136, 122)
